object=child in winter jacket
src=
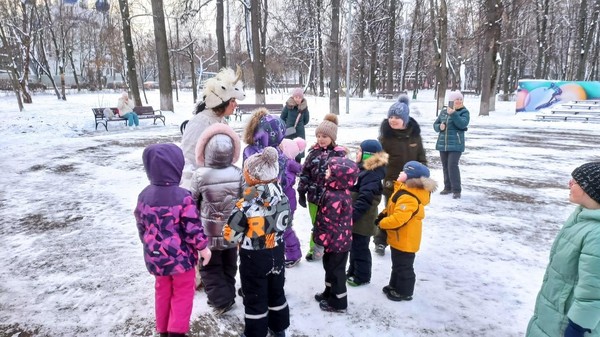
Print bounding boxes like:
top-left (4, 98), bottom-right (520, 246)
top-left (223, 147), bottom-right (291, 337)
top-left (313, 156), bottom-right (359, 313)
top-left (297, 113), bottom-right (347, 261)
top-left (279, 137), bottom-right (307, 267)
top-left (189, 123), bottom-right (243, 315)
top-left (242, 108), bottom-right (287, 189)
top-left (134, 143), bottom-right (212, 337)
top-left (347, 139), bottom-right (388, 287)
top-left (378, 161), bottom-right (436, 302)
top-left (526, 162), bottom-right (600, 337)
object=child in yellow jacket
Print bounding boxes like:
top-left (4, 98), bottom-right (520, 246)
top-left (377, 161), bottom-right (436, 301)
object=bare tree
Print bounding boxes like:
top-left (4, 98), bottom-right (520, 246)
top-left (385, 0), bottom-right (396, 93)
top-left (479, 0), bottom-right (504, 116)
top-left (217, 0), bottom-right (227, 68)
top-left (430, 0), bottom-right (448, 112)
top-left (118, 0), bottom-right (141, 106)
top-left (151, 0), bottom-right (174, 111)
top-left (247, 0), bottom-right (268, 103)
top-left (329, 0), bottom-right (341, 114)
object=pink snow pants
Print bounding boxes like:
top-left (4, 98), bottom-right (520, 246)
top-left (155, 268), bottom-right (196, 334)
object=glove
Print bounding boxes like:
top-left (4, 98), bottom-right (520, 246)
top-left (374, 212), bottom-right (386, 227)
top-left (564, 319), bottom-right (590, 337)
top-left (298, 193), bottom-right (307, 208)
top-left (199, 247), bottom-right (212, 266)
top-left (313, 244), bottom-right (325, 260)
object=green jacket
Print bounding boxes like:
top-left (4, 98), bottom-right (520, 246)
top-left (433, 106), bottom-right (470, 152)
top-left (526, 206), bottom-right (600, 337)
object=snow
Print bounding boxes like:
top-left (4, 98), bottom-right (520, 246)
top-left (0, 88), bottom-right (598, 337)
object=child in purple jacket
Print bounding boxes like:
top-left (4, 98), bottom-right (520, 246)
top-left (279, 137), bottom-right (307, 267)
top-left (134, 143), bottom-right (212, 337)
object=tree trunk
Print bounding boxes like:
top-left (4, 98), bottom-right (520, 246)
top-left (217, 0), bottom-right (227, 68)
top-left (385, 0), bottom-right (396, 93)
top-left (534, 0), bottom-right (549, 78)
top-left (329, 0), bottom-right (340, 115)
top-left (118, 0), bottom-right (142, 106)
top-left (0, 22), bottom-right (24, 111)
top-left (316, 0), bottom-right (325, 96)
top-left (250, 0), bottom-right (267, 103)
top-left (151, 0), bottom-right (174, 111)
top-left (479, 0), bottom-right (503, 116)
top-left (430, 0), bottom-right (448, 113)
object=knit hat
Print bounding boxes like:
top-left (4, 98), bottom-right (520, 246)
top-left (387, 100), bottom-right (410, 124)
top-left (448, 90), bottom-right (464, 101)
top-left (572, 162), bottom-right (600, 204)
top-left (359, 139), bottom-right (382, 161)
top-left (280, 137), bottom-right (307, 160)
top-left (403, 161), bottom-right (430, 180)
top-left (291, 87), bottom-right (304, 99)
top-left (244, 147), bottom-right (279, 185)
top-left (315, 113), bottom-right (339, 142)
top-left (202, 66), bottom-right (246, 109)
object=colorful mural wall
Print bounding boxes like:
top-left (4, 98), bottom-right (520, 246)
top-left (516, 80), bottom-right (600, 112)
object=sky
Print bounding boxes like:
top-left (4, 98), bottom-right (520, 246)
top-left (0, 88), bottom-right (598, 337)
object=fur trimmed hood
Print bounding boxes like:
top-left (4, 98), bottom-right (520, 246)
top-left (404, 176), bottom-right (438, 193)
top-left (195, 123), bottom-right (241, 168)
top-left (379, 116), bottom-right (422, 139)
top-left (243, 108), bottom-right (285, 147)
top-left (362, 151), bottom-right (389, 171)
top-left (286, 96), bottom-right (308, 111)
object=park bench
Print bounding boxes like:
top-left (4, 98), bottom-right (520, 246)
top-left (236, 103), bottom-right (283, 115)
top-left (376, 91), bottom-right (406, 99)
top-left (92, 106), bottom-right (166, 131)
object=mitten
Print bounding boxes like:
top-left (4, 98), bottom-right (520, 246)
top-left (564, 319), bottom-right (590, 337)
top-left (313, 244), bottom-right (325, 260)
top-left (298, 193), bottom-right (307, 208)
top-left (199, 247), bottom-right (212, 266)
top-left (374, 212), bottom-right (386, 227)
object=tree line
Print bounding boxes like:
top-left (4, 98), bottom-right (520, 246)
top-left (0, 0), bottom-right (599, 115)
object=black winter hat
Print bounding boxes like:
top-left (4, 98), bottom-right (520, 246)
top-left (572, 162), bottom-right (600, 204)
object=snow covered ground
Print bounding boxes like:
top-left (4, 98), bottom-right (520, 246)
top-left (0, 88), bottom-right (598, 337)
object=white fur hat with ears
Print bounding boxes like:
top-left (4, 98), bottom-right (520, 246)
top-left (202, 66), bottom-right (246, 109)
top-left (280, 137), bottom-right (307, 160)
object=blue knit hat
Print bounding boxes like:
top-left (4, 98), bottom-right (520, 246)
top-left (388, 101), bottom-right (410, 124)
top-left (360, 139), bottom-right (382, 154)
top-left (403, 161), bottom-right (430, 180)
top-left (572, 162), bottom-right (600, 204)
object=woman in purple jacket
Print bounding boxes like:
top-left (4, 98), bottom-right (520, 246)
top-left (134, 143), bottom-right (212, 337)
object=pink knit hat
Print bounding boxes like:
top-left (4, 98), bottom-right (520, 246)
top-left (280, 137), bottom-right (307, 160)
top-left (291, 88), bottom-right (304, 99)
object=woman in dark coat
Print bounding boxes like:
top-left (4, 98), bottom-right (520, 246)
top-left (280, 88), bottom-right (310, 162)
top-left (373, 95), bottom-right (427, 257)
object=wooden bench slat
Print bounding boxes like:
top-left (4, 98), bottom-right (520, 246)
top-left (236, 104), bottom-right (283, 114)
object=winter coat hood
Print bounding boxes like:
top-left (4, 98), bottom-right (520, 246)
top-left (286, 96), bottom-right (308, 111)
top-left (143, 143), bottom-right (184, 186)
top-left (361, 151), bottom-right (389, 171)
top-left (243, 108), bottom-right (286, 148)
top-left (325, 157), bottom-right (359, 191)
top-left (380, 116), bottom-right (422, 139)
top-left (195, 123), bottom-right (241, 168)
